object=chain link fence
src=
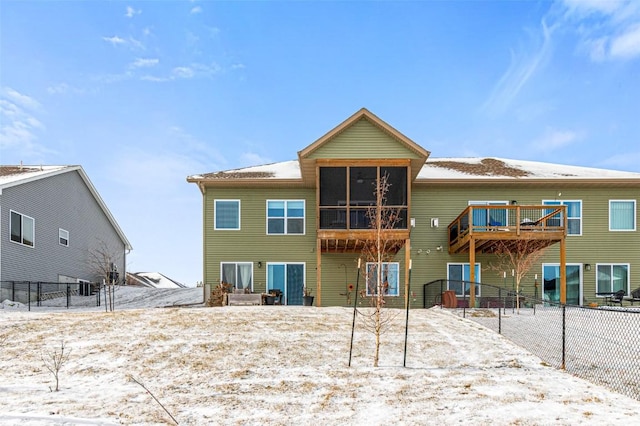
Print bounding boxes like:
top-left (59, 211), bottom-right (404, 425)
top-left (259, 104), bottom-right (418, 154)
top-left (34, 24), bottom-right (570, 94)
top-left (0, 281), bottom-right (102, 310)
top-left (423, 280), bottom-right (640, 401)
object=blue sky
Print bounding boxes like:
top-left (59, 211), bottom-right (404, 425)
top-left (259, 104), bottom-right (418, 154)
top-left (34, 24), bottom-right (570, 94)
top-left (2, 0), bottom-right (639, 286)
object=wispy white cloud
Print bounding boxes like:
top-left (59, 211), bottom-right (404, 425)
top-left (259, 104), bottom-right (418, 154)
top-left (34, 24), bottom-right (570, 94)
top-left (102, 35), bottom-right (145, 51)
top-left (125, 6), bottom-right (141, 18)
top-left (531, 127), bottom-right (582, 151)
top-left (610, 24), bottom-right (640, 59)
top-left (141, 62), bottom-right (222, 82)
top-left (558, 0), bottom-right (640, 61)
top-left (130, 58), bottom-right (159, 69)
top-left (482, 19), bottom-right (555, 117)
top-left (240, 152), bottom-right (272, 168)
top-left (103, 35), bottom-right (126, 46)
top-left (191, 6), bottom-right (202, 15)
top-left (0, 88), bottom-right (51, 160)
top-left (46, 83), bottom-right (89, 96)
top-left (599, 151), bottom-right (640, 170)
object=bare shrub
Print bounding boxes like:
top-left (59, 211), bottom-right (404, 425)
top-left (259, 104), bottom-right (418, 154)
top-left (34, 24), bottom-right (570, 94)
top-left (42, 340), bottom-right (71, 392)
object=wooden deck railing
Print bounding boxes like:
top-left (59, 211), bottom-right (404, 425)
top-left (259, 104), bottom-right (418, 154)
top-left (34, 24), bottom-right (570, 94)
top-left (448, 205), bottom-right (567, 251)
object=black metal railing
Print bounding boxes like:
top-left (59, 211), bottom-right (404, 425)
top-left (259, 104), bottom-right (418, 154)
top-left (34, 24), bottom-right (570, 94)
top-left (0, 281), bottom-right (102, 310)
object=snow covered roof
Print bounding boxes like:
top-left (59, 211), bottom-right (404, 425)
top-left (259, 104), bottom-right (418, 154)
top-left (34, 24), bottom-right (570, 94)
top-left (126, 272), bottom-right (187, 289)
top-left (188, 157), bottom-right (640, 184)
top-left (0, 164), bottom-right (133, 250)
top-left (418, 157), bottom-right (640, 180)
top-left (0, 165), bottom-right (72, 186)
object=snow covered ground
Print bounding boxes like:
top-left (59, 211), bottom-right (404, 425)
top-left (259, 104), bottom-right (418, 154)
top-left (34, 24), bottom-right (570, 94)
top-left (1, 287), bottom-right (639, 425)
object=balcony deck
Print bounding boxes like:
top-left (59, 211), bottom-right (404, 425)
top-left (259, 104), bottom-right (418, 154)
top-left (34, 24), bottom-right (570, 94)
top-left (448, 205), bottom-right (567, 254)
top-left (316, 229), bottom-right (409, 253)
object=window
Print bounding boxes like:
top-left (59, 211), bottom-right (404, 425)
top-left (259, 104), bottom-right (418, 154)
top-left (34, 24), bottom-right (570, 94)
top-left (447, 263), bottom-right (481, 297)
top-left (59, 228), bottom-right (69, 246)
top-left (215, 200), bottom-right (240, 230)
top-left (267, 263), bottom-right (305, 305)
top-left (10, 210), bottom-right (34, 247)
top-left (221, 262), bottom-right (253, 291)
top-left (469, 201), bottom-right (508, 228)
top-left (366, 262), bottom-right (399, 296)
top-left (596, 264), bottom-right (629, 295)
top-left (542, 264), bottom-right (582, 305)
top-left (267, 200), bottom-right (305, 234)
top-left (543, 200), bottom-right (581, 235)
top-left (609, 200), bottom-right (636, 231)
top-left (318, 165), bottom-right (408, 230)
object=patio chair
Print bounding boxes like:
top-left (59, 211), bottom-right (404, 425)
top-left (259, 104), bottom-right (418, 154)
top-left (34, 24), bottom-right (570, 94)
top-left (625, 287), bottom-right (640, 305)
top-left (610, 289), bottom-right (625, 306)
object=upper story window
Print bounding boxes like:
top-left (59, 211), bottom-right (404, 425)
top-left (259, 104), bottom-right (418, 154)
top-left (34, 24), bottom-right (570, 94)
top-left (365, 262), bottom-right (399, 297)
top-left (543, 200), bottom-right (581, 235)
top-left (10, 210), bottom-right (35, 247)
top-left (319, 166), bottom-right (408, 230)
top-left (609, 200), bottom-right (636, 231)
top-left (59, 228), bottom-right (69, 246)
top-left (267, 200), bottom-right (305, 235)
top-left (215, 200), bottom-right (240, 230)
top-left (468, 201), bottom-right (508, 228)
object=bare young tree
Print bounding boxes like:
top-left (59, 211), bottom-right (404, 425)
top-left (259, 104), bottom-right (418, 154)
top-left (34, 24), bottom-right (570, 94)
top-left (358, 173), bottom-right (404, 367)
top-left (486, 239), bottom-right (549, 312)
top-left (42, 340), bottom-right (71, 392)
top-left (88, 239), bottom-right (122, 312)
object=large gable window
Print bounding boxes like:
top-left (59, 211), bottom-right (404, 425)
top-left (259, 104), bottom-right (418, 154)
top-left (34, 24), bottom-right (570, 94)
top-left (609, 200), bottom-right (636, 231)
top-left (319, 166), bottom-right (408, 230)
top-left (267, 200), bottom-right (305, 234)
top-left (10, 210), bottom-right (34, 247)
top-left (215, 200), bottom-right (240, 230)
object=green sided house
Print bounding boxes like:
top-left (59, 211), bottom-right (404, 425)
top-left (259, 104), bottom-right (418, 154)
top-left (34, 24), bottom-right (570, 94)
top-left (187, 108), bottom-right (640, 307)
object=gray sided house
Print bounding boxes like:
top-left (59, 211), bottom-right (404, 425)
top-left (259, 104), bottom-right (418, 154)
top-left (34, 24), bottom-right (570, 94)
top-left (188, 109), bottom-right (640, 307)
top-left (0, 165), bottom-right (132, 285)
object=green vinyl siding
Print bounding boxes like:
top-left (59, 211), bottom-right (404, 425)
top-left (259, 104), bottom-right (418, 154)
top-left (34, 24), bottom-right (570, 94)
top-left (308, 118), bottom-right (421, 160)
top-left (203, 187), bottom-right (317, 297)
top-left (411, 184), bottom-right (640, 306)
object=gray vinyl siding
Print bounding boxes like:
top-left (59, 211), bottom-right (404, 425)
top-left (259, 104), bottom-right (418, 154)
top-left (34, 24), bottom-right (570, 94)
top-left (0, 170), bottom-right (126, 283)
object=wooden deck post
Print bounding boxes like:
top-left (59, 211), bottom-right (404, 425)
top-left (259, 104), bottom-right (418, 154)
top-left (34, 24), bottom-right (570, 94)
top-left (469, 237), bottom-right (476, 308)
top-left (316, 238), bottom-right (322, 307)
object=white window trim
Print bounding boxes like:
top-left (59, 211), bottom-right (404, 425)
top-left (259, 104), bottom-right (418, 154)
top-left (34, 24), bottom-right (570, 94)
top-left (59, 228), bottom-right (69, 247)
top-left (220, 261), bottom-right (254, 291)
top-left (447, 262), bottom-right (481, 297)
top-left (9, 210), bottom-right (35, 248)
top-left (595, 263), bottom-right (630, 296)
top-left (266, 200), bottom-right (306, 235)
top-left (609, 200), bottom-right (636, 232)
top-left (542, 199), bottom-right (582, 236)
top-left (542, 263), bottom-right (583, 305)
top-left (365, 262), bottom-right (400, 297)
top-left (214, 199), bottom-right (241, 230)
top-left (266, 262), bottom-right (306, 304)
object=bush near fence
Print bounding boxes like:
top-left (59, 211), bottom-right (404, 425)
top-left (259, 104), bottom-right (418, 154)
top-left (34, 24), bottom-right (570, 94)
top-left (423, 280), bottom-right (640, 402)
top-left (0, 281), bottom-right (101, 310)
